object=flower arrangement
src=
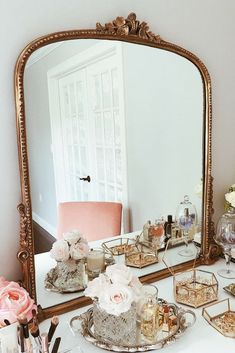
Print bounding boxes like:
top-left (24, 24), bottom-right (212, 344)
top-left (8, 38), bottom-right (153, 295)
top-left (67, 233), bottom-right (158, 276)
top-left (225, 184), bottom-right (235, 210)
top-left (195, 179), bottom-right (203, 199)
top-left (84, 264), bottom-right (142, 316)
top-left (50, 230), bottom-right (89, 262)
top-left (0, 277), bottom-right (37, 327)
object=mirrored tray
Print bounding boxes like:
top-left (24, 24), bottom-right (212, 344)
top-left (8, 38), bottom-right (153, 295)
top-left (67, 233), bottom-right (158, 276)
top-left (70, 300), bottom-right (196, 352)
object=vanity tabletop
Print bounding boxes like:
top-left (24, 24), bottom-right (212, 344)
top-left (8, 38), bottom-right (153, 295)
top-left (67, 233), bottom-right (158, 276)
top-left (37, 260), bottom-right (235, 353)
top-left (35, 231), bottom-right (195, 308)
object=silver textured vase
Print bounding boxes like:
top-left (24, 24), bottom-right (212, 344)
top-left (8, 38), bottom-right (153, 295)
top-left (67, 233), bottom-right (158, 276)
top-left (93, 301), bottom-right (137, 345)
top-left (45, 258), bottom-right (87, 292)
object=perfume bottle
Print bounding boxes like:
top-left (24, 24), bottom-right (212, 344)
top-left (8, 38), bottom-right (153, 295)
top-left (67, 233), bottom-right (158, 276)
top-left (143, 220), bottom-right (151, 242)
top-left (149, 218), bottom-right (165, 248)
top-left (164, 215), bottom-right (174, 244)
top-left (140, 296), bottom-right (158, 340)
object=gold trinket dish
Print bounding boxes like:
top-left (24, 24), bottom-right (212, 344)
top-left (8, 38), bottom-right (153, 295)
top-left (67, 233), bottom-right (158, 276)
top-left (202, 298), bottom-right (235, 338)
top-left (174, 269), bottom-right (218, 308)
top-left (163, 240), bottom-right (218, 308)
top-left (223, 283), bottom-right (235, 297)
top-left (125, 240), bottom-right (159, 268)
top-left (102, 238), bottom-right (135, 256)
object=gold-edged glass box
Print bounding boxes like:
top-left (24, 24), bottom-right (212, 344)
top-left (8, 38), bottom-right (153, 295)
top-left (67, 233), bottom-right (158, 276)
top-left (174, 269), bottom-right (218, 308)
top-left (202, 298), bottom-right (235, 338)
top-left (102, 237), bottom-right (136, 256)
top-left (125, 240), bottom-right (158, 268)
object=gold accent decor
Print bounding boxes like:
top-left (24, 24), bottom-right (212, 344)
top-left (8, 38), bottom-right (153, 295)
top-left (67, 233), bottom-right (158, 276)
top-left (202, 299), bottom-right (235, 338)
top-left (14, 13), bottom-right (218, 320)
top-left (96, 12), bottom-right (161, 43)
top-left (223, 283), bottom-right (235, 297)
top-left (174, 269), bottom-right (218, 308)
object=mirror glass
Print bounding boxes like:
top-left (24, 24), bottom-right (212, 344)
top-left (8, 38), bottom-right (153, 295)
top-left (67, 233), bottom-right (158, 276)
top-left (24, 39), bottom-right (203, 309)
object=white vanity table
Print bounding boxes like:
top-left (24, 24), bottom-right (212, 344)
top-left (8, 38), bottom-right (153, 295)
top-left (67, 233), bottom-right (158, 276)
top-left (37, 260), bottom-right (235, 353)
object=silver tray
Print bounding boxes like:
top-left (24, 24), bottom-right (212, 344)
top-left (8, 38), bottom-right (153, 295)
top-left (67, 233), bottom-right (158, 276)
top-left (70, 300), bottom-right (196, 352)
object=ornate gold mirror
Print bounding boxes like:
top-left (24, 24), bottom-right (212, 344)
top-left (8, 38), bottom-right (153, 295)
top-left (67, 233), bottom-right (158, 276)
top-left (15, 13), bottom-right (219, 320)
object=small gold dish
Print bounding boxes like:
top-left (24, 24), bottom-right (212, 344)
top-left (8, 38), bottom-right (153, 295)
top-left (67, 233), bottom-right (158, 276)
top-left (202, 298), bottom-right (235, 338)
top-left (174, 269), bottom-right (218, 308)
top-left (102, 238), bottom-right (135, 256)
top-left (223, 283), bottom-right (235, 297)
top-left (125, 240), bottom-right (158, 268)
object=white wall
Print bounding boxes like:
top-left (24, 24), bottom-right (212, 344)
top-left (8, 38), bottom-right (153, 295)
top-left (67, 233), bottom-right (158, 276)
top-left (1, 0), bottom-right (235, 280)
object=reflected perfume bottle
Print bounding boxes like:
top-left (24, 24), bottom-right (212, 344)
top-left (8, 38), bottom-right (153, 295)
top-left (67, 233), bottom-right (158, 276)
top-left (175, 195), bottom-right (197, 257)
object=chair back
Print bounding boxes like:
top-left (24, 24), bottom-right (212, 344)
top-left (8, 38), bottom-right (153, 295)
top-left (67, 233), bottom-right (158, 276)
top-left (57, 201), bottom-right (122, 241)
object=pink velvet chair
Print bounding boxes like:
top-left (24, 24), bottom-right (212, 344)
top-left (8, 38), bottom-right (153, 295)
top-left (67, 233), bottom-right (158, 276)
top-left (57, 201), bottom-right (122, 241)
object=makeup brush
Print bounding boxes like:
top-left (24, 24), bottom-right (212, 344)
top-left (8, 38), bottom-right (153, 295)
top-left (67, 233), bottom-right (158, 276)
top-left (17, 325), bottom-right (25, 353)
top-left (30, 323), bottom-right (42, 349)
top-left (51, 337), bottom-right (61, 353)
top-left (41, 333), bottom-right (49, 353)
top-left (18, 317), bottom-right (32, 353)
top-left (48, 316), bottom-right (59, 343)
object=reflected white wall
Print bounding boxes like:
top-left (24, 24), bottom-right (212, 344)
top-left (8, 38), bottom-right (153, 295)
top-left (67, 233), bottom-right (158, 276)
top-left (25, 40), bottom-right (203, 234)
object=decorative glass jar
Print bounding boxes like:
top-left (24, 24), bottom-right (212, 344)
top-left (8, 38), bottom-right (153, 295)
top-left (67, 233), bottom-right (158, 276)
top-left (215, 206), bottom-right (235, 279)
top-left (93, 301), bottom-right (137, 345)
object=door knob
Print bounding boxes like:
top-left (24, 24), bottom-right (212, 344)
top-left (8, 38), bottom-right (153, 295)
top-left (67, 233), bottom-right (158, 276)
top-left (79, 175), bottom-right (91, 182)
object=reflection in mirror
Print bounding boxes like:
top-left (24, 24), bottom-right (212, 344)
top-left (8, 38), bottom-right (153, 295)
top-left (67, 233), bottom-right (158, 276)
top-left (24, 39), bottom-right (203, 309)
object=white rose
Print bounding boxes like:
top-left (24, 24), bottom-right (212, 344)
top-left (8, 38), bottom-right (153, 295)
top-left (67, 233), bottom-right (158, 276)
top-left (70, 242), bottom-right (89, 260)
top-left (195, 181), bottom-right (202, 199)
top-left (98, 284), bottom-right (134, 316)
top-left (225, 191), bottom-right (235, 208)
top-left (50, 240), bottom-right (70, 261)
top-left (63, 230), bottom-right (83, 245)
top-left (84, 274), bottom-right (109, 299)
top-left (129, 276), bottom-right (143, 302)
top-left (106, 264), bottom-right (133, 286)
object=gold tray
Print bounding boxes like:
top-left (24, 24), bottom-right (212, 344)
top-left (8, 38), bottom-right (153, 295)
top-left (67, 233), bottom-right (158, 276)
top-left (223, 283), bottom-right (235, 297)
top-left (70, 300), bottom-right (196, 352)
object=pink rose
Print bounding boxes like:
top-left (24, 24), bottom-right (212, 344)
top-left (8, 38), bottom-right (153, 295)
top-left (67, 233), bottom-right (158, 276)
top-left (0, 279), bottom-right (37, 326)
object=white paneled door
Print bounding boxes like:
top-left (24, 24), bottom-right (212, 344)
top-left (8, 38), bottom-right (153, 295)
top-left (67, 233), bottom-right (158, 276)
top-left (48, 42), bottom-right (127, 216)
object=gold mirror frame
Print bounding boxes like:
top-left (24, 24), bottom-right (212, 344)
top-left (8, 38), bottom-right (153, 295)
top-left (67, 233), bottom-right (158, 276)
top-left (15, 13), bottom-right (220, 320)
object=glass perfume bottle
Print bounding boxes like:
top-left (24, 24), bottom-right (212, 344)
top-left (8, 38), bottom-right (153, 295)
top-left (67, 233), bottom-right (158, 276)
top-left (139, 284), bottom-right (159, 340)
top-left (149, 218), bottom-right (165, 249)
top-left (175, 195), bottom-right (197, 257)
top-left (140, 296), bottom-right (158, 340)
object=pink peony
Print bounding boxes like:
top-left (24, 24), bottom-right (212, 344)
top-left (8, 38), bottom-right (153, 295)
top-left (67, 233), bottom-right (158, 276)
top-left (0, 279), bottom-right (37, 326)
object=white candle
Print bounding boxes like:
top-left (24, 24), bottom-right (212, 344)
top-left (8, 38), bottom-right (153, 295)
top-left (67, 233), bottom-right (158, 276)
top-left (87, 249), bottom-right (105, 272)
